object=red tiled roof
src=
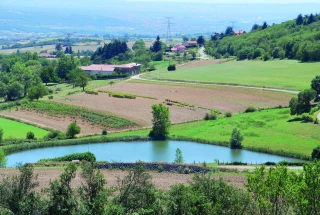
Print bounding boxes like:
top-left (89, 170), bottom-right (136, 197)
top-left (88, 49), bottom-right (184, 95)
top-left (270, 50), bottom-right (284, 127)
top-left (235, 30), bottom-right (245, 35)
top-left (187, 41), bottom-right (197, 44)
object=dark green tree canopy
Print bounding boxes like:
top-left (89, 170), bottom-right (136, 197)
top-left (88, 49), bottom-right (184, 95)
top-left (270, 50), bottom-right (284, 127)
top-left (149, 104), bottom-right (171, 140)
top-left (230, 127), bottom-right (244, 149)
top-left (27, 84), bottom-right (49, 101)
top-left (197, 35), bottom-right (206, 45)
top-left (311, 75), bottom-right (320, 94)
top-left (225, 26), bottom-right (234, 36)
top-left (296, 14), bottom-right (304, 25)
top-left (150, 36), bottom-right (162, 53)
top-left (262, 21), bottom-right (268, 30)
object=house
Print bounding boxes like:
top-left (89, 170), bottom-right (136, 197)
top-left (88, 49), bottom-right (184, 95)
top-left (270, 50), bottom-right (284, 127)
top-left (183, 41), bottom-right (198, 47)
top-left (39, 53), bottom-right (56, 58)
top-left (80, 63), bottom-right (141, 76)
top-left (171, 44), bottom-right (186, 53)
top-left (234, 30), bottom-right (246, 35)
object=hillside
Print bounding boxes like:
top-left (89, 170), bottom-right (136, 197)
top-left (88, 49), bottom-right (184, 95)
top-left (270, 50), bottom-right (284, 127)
top-left (205, 13), bottom-right (320, 62)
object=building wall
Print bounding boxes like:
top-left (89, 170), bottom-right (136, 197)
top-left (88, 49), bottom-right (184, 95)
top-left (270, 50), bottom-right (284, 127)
top-left (84, 70), bottom-right (114, 75)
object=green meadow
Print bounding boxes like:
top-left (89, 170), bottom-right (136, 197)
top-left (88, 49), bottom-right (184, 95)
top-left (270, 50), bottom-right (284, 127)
top-left (110, 108), bottom-right (320, 159)
top-left (142, 60), bottom-right (320, 91)
top-left (0, 118), bottom-right (49, 139)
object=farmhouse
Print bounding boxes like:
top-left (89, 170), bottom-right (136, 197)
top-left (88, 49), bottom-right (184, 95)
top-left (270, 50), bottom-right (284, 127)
top-left (234, 30), bottom-right (246, 35)
top-left (183, 41), bottom-right (198, 47)
top-left (80, 63), bottom-right (141, 75)
top-left (171, 44), bottom-right (186, 52)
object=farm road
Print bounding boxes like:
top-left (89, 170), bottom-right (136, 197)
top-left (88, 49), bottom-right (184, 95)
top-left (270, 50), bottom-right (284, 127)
top-left (131, 74), bottom-right (299, 95)
top-left (197, 46), bottom-right (208, 60)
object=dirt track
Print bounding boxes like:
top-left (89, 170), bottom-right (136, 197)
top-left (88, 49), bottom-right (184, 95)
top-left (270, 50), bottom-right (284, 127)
top-left (0, 169), bottom-right (246, 191)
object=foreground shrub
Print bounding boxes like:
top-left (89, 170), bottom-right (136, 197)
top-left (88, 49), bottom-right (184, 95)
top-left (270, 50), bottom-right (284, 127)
top-left (167, 64), bottom-right (176, 71)
top-left (312, 145), bottom-right (320, 159)
top-left (26, 131), bottom-right (35, 140)
top-left (245, 106), bottom-right (256, 113)
top-left (102, 128), bottom-right (108, 135)
top-left (39, 152), bottom-right (96, 162)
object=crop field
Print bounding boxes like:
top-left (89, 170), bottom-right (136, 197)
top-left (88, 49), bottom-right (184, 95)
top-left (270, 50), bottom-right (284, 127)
top-left (56, 81), bottom-right (292, 127)
top-left (1, 101), bottom-right (138, 134)
top-left (141, 60), bottom-right (320, 91)
top-left (0, 117), bottom-right (49, 139)
top-left (110, 108), bottom-right (320, 159)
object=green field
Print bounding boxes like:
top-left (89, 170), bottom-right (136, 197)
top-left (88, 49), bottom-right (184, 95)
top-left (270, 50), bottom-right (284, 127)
top-left (142, 60), bottom-right (320, 91)
top-left (0, 118), bottom-right (49, 139)
top-left (110, 108), bottom-right (320, 159)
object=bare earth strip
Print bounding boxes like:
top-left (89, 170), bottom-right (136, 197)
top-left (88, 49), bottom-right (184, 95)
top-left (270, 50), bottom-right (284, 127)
top-left (55, 82), bottom-right (291, 127)
top-left (1, 110), bottom-right (105, 134)
top-left (0, 169), bottom-right (246, 191)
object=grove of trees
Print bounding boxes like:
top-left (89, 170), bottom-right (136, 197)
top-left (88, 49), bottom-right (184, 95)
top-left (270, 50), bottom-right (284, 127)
top-left (205, 13), bottom-right (320, 62)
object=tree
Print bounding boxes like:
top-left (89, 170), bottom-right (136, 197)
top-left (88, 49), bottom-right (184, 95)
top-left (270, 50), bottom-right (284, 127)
top-left (0, 127), bottom-right (3, 143)
top-left (311, 75), bottom-right (320, 95)
top-left (0, 81), bottom-right (7, 99)
top-left (225, 26), bottom-right (234, 36)
top-left (67, 68), bottom-right (84, 88)
top-left (149, 104), bottom-right (171, 140)
top-left (40, 65), bottom-right (58, 85)
top-left (197, 35), bottom-right (205, 46)
top-left (190, 50), bottom-right (196, 60)
top-left (230, 127), bottom-right (244, 149)
top-left (174, 148), bottom-right (184, 163)
top-left (262, 21), bottom-right (268, 30)
top-left (6, 81), bottom-right (24, 101)
top-left (312, 146), bottom-right (320, 159)
top-left (0, 149), bottom-right (6, 168)
top-left (308, 13), bottom-right (315, 24)
top-left (56, 55), bottom-right (77, 80)
top-left (27, 84), bottom-right (48, 101)
top-left (26, 131), bottom-right (35, 140)
top-left (289, 89), bottom-right (316, 115)
top-left (78, 161), bottom-right (109, 215)
top-left (150, 36), bottom-right (162, 53)
top-left (65, 47), bottom-right (69, 54)
top-left (75, 73), bottom-right (91, 91)
top-left (66, 122), bottom-right (81, 138)
top-left (55, 43), bottom-right (62, 51)
top-left (296, 14), bottom-right (304, 25)
top-left (251, 23), bottom-right (259, 32)
top-left (182, 35), bottom-right (189, 42)
top-left (46, 163), bottom-right (78, 215)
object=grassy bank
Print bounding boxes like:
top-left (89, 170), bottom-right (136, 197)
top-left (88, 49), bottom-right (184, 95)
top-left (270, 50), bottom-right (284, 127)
top-left (141, 60), bottom-right (320, 91)
top-left (109, 108), bottom-right (320, 160)
top-left (0, 117), bottom-right (49, 139)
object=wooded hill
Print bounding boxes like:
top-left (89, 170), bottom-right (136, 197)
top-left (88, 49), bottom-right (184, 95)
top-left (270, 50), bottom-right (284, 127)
top-left (205, 13), bottom-right (320, 62)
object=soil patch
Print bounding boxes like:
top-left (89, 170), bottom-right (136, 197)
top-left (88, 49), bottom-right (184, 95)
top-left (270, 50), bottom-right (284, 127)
top-left (0, 168), bottom-right (246, 191)
top-left (56, 82), bottom-right (291, 127)
top-left (177, 59), bottom-right (228, 70)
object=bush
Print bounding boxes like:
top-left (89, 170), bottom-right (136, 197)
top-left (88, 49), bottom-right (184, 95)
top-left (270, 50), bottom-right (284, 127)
top-left (0, 128), bottom-right (3, 143)
top-left (157, 165), bottom-right (164, 172)
top-left (312, 146), bottom-right (320, 159)
top-left (204, 113), bottom-right (217, 120)
top-left (211, 109), bottom-right (221, 114)
top-left (26, 131), bottom-right (35, 140)
top-left (102, 128), bottom-right (108, 135)
top-left (245, 106), bottom-right (256, 113)
top-left (225, 112), bottom-right (232, 117)
top-left (45, 130), bottom-right (66, 140)
top-left (55, 87), bottom-right (61, 91)
top-left (66, 122), bottom-right (81, 139)
top-left (184, 167), bottom-right (191, 174)
top-left (48, 95), bottom-right (54, 99)
top-left (39, 152), bottom-right (96, 162)
top-left (85, 89), bottom-right (98, 95)
top-left (301, 113), bottom-right (314, 123)
top-left (167, 64), bottom-right (176, 71)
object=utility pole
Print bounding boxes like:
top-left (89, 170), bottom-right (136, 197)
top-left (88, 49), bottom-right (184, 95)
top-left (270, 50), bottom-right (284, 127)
top-left (165, 17), bottom-right (174, 42)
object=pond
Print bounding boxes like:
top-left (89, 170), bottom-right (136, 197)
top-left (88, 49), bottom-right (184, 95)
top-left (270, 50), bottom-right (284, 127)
top-left (6, 140), bottom-right (302, 167)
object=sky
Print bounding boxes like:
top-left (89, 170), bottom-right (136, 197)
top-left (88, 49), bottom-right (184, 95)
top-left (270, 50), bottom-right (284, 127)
top-left (128, 0), bottom-right (320, 3)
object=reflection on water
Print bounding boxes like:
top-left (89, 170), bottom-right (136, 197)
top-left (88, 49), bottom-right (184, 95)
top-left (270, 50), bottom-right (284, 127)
top-left (6, 141), bottom-right (303, 167)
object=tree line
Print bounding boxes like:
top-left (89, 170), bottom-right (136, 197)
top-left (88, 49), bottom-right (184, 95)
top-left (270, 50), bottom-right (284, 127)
top-left (205, 13), bottom-right (320, 62)
top-left (0, 161), bottom-right (320, 215)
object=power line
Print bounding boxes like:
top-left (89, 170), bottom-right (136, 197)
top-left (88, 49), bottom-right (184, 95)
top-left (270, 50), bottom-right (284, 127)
top-left (165, 17), bottom-right (174, 42)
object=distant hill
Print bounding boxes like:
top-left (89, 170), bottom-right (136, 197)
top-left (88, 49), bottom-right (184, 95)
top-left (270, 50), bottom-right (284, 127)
top-left (205, 13), bottom-right (320, 62)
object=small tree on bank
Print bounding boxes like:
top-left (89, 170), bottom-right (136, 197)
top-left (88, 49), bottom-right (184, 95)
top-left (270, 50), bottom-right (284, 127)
top-left (149, 104), bottom-right (171, 140)
top-left (66, 122), bottom-right (81, 139)
top-left (27, 85), bottom-right (48, 101)
top-left (174, 148), bottom-right (184, 163)
top-left (230, 127), bottom-right (244, 149)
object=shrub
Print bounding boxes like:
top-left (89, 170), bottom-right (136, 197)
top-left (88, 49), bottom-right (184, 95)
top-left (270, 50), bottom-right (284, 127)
top-left (245, 106), bottom-right (256, 113)
top-left (66, 122), bottom-right (81, 139)
top-left (184, 167), bottom-right (191, 174)
top-left (45, 130), bottom-right (66, 140)
top-left (48, 95), bottom-right (54, 99)
top-left (177, 166), bottom-right (183, 174)
top-left (102, 128), bottom-right (108, 135)
top-left (26, 131), bottom-right (35, 140)
top-left (301, 113), bottom-right (314, 123)
top-left (174, 148), bottom-right (184, 163)
top-left (167, 64), bottom-right (176, 71)
top-left (312, 146), bottom-right (320, 159)
top-left (85, 89), bottom-right (98, 95)
top-left (39, 152), bottom-right (96, 162)
top-left (204, 113), bottom-right (217, 120)
top-left (157, 165), bottom-right (164, 172)
top-left (55, 87), bottom-right (61, 91)
top-left (225, 112), bottom-right (232, 117)
top-left (211, 109), bottom-right (221, 114)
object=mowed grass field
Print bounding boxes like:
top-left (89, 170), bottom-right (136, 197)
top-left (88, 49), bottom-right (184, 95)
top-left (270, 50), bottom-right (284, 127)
top-left (110, 108), bottom-right (320, 159)
top-left (142, 60), bottom-right (320, 91)
top-left (0, 118), bottom-right (49, 139)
